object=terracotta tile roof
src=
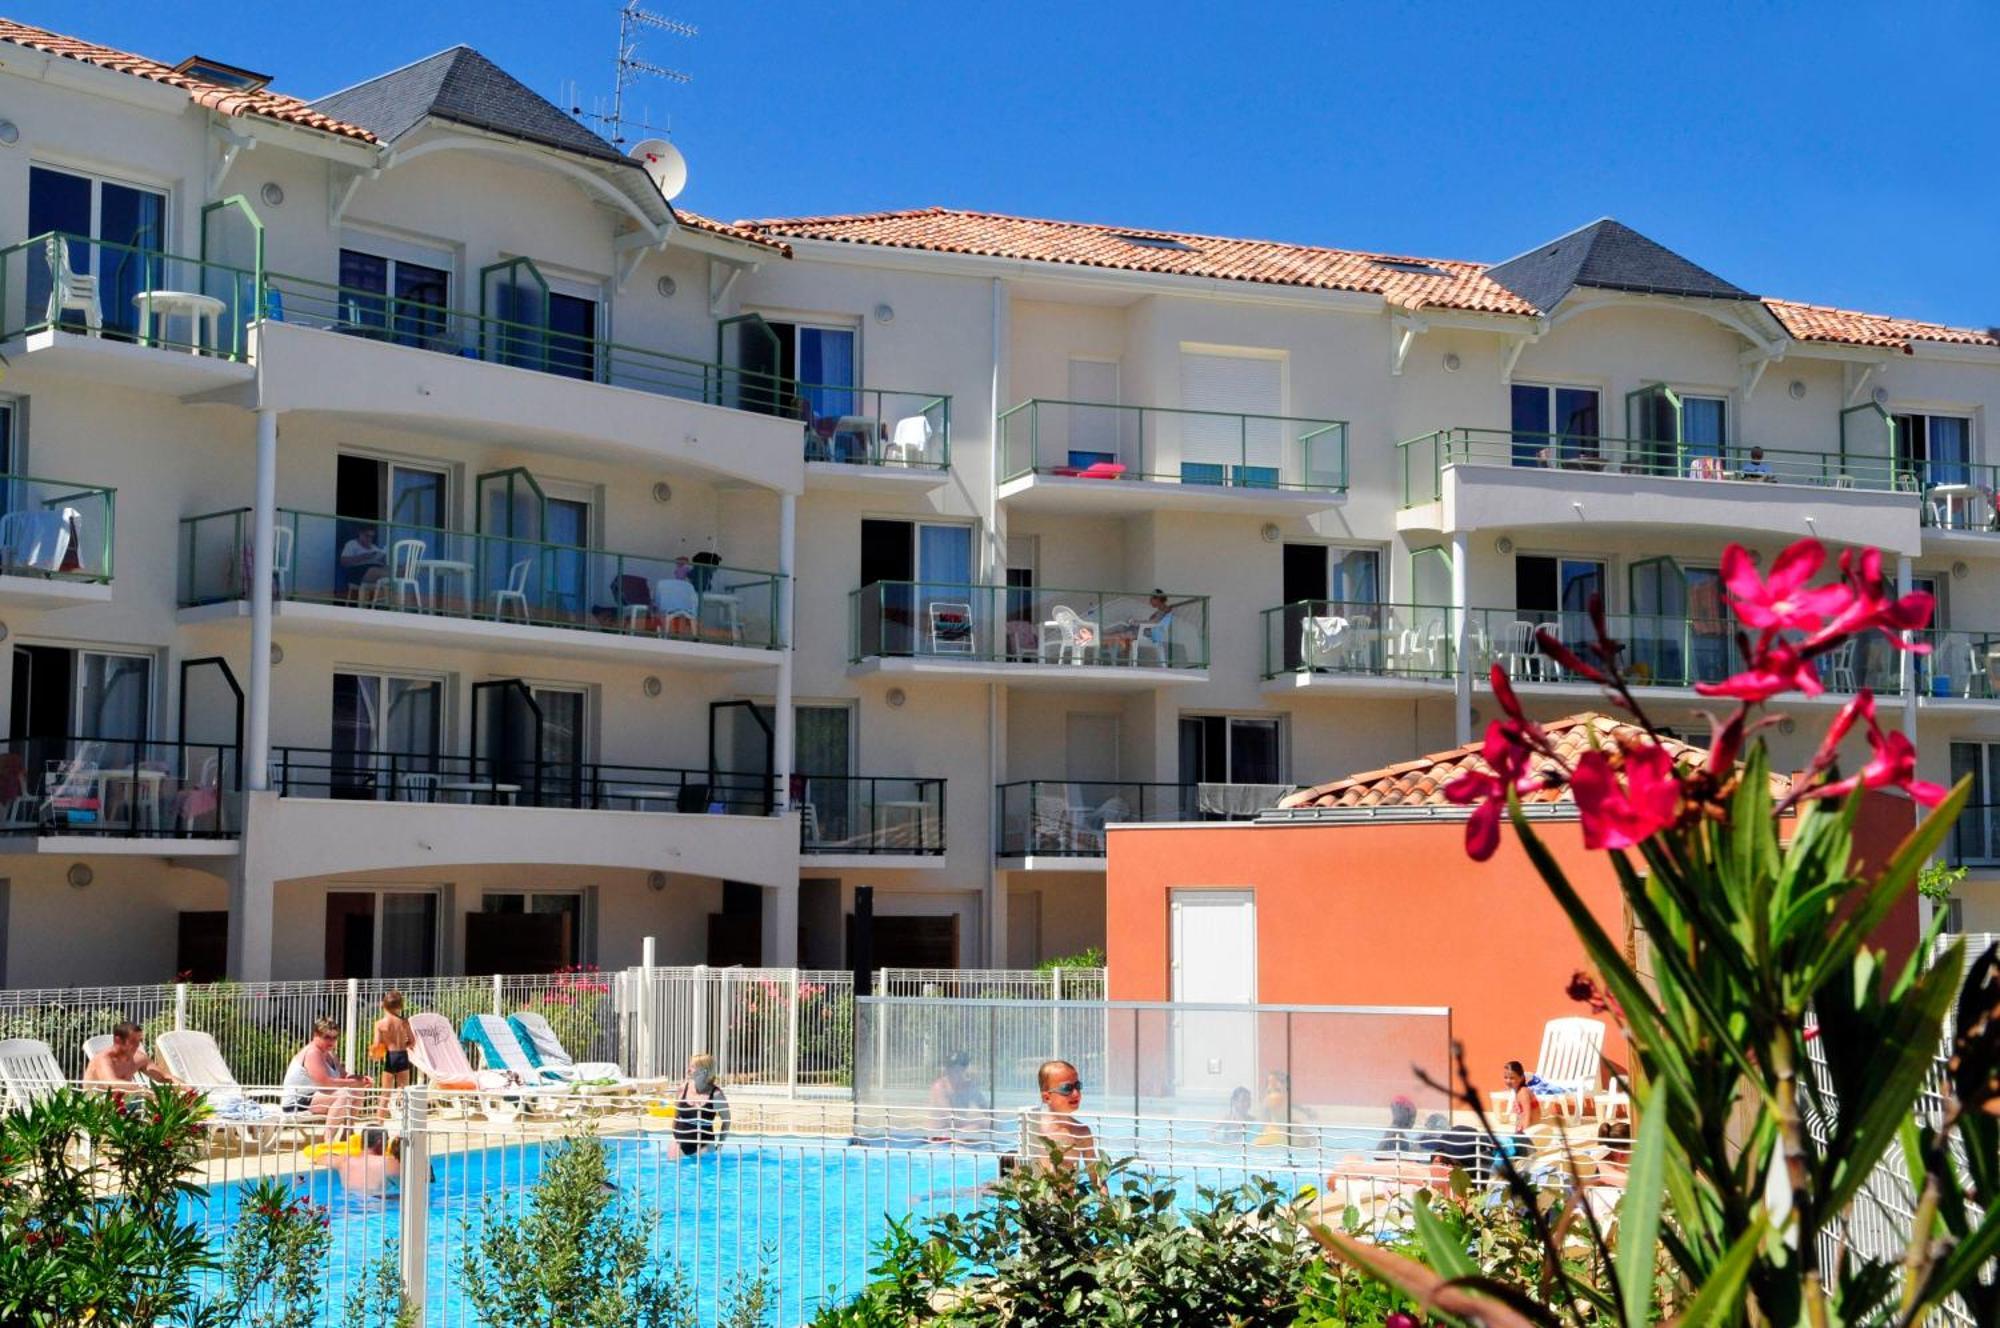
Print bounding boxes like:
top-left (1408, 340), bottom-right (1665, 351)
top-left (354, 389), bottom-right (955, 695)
top-left (1278, 712), bottom-right (1781, 811)
top-left (740, 208), bottom-right (1536, 316)
top-left (675, 209), bottom-right (791, 256)
top-left (0, 18), bottom-right (377, 143)
top-left (1762, 298), bottom-right (1999, 354)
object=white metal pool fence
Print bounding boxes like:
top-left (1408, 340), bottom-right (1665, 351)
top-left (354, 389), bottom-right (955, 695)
top-left (856, 996), bottom-right (1457, 1125)
top-left (0, 964), bottom-right (1108, 1093)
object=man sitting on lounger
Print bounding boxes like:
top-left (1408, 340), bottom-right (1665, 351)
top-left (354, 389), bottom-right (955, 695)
top-left (1027, 1058), bottom-right (1096, 1171)
top-left (83, 1021), bottom-right (182, 1095)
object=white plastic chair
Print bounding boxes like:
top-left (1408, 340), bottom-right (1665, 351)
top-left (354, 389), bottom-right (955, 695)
top-left (886, 415), bottom-right (934, 465)
top-left (491, 557), bottom-right (531, 621)
top-left (271, 524), bottom-right (294, 598)
top-left (0, 1037), bottom-right (68, 1112)
top-left (929, 601), bottom-right (974, 654)
top-left (81, 1034), bottom-right (112, 1064)
top-left (1300, 615), bottom-right (1345, 671)
top-left (1933, 635), bottom-right (1979, 698)
top-left (373, 539), bottom-right (425, 611)
top-left (1820, 639), bottom-right (1858, 692)
top-left (700, 588), bottom-right (745, 643)
top-left (1489, 1017), bottom-right (1606, 1122)
top-left (1501, 620), bottom-right (1550, 681)
top-left (654, 577), bottom-right (699, 637)
top-left (155, 1029), bottom-right (303, 1149)
top-left (1042, 606), bottom-right (1097, 664)
top-left (396, 771), bottom-right (439, 803)
top-left (44, 235), bottom-right (102, 336)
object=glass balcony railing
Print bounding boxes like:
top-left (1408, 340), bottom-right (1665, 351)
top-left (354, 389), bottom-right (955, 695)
top-left (794, 389), bottom-right (950, 470)
top-left (849, 581), bottom-right (1209, 669)
top-left (269, 747), bottom-right (774, 813)
top-left (0, 231), bottom-right (261, 361)
top-left (998, 399), bottom-right (1346, 492)
top-left (0, 736), bottom-right (240, 837)
top-left (1916, 462), bottom-right (2000, 533)
top-left (797, 775), bottom-right (945, 854)
top-left (1397, 429), bottom-right (1911, 506)
top-left (1260, 601), bottom-right (1456, 680)
top-left (0, 474), bottom-right (116, 583)
top-left (995, 780), bottom-right (1285, 856)
top-left (179, 508), bottom-right (783, 649)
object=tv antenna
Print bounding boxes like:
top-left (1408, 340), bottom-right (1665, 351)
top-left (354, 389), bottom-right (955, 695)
top-left (571, 2), bottom-right (696, 148)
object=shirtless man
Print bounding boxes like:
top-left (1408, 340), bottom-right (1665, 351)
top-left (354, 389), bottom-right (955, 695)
top-left (82, 1022), bottom-right (181, 1094)
top-left (1028, 1059), bottom-right (1097, 1171)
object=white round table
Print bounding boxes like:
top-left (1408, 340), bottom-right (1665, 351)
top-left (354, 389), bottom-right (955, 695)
top-left (132, 290), bottom-right (226, 355)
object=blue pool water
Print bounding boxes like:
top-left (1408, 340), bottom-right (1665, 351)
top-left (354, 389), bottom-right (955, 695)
top-left (182, 1132), bottom-right (1325, 1326)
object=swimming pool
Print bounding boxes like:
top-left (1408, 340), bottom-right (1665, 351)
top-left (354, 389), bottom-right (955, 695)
top-left (182, 1130), bottom-right (1328, 1326)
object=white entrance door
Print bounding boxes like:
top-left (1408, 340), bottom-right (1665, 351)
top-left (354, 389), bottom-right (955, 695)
top-left (1169, 888), bottom-right (1256, 1098)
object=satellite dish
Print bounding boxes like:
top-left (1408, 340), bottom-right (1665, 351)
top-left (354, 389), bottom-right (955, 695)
top-left (630, 138), bottom-right (687, 201)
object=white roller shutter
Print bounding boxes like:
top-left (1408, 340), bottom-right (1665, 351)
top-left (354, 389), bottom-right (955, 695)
top-left (1179, 351), bottom-right (1283, 475)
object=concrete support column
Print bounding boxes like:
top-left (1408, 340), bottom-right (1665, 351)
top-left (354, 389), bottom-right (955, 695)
top-left (1451, 529), bottom-right (1472, 745)
top-left (246, 408), bottom-right (279, 792)
top-left (773, 492), bottom-right (797, 810)
top-left (227, 790), bottom-right (279, 980)
top-left (761, 878), bottom-right (799, 966)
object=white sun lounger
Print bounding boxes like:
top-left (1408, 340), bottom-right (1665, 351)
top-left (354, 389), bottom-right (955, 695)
top-left (0, 1037), bottom-right (68, 1113)
top-left (506, 1010), bottom-right (631, 1085)
top-left (155, 1029), bottom-right (309, 1149)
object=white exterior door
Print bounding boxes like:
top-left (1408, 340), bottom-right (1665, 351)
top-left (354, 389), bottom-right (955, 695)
top-left (1170, 888), bottom-right (1256, 1098)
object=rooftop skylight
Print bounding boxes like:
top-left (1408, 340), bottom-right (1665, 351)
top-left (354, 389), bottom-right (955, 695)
top-left (173, 56), bottom-right (272, 92)
top-left (1115, 233), bottom-right (1195, 252)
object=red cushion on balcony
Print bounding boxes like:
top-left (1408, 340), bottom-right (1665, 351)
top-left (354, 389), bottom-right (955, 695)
top-left (1078, 462), bottom-right (1126, 479)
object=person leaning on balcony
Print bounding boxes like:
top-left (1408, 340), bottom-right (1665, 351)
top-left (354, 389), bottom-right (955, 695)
top-left (83, 1021), bottom-right (182, 1096)
top-left (282, 1017), bottom-right (372, 1144)
top-left (339, 525), bottom-right (389, 594)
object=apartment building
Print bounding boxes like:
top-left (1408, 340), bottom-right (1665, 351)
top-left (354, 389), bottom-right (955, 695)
top-left (1, 17), bottom-right (1996, 989)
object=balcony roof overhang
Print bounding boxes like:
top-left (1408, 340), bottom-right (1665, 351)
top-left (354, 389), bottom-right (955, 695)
top-left (848, 657), bottom-right (1207, 689)
top-left (996, 472), bottom-right (1344, 517)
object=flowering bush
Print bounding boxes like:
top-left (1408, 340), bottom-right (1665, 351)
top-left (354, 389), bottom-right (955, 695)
top-left (223, 1179), bottom-right (333, 1328)
top-left (1318, 537), bottom-right (2000, 1326)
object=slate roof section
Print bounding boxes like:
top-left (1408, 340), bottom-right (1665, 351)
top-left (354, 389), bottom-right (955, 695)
top-left (0, 17), bottom-right (376, 141)
top-left (1763, 299), bottom-right (2000, 353)
top-left (1277, 712), bottom-right (1779, 810)
top-left (740, 208), bottom-right (1538, 316)
top-left (314, 46), bottom-right (631, 166)
top-left (1485, 218), bottom-right (1754, 311)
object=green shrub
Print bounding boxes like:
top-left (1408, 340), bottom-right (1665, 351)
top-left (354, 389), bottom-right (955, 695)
top-left (222, 1179), bottom-right (333, 1328)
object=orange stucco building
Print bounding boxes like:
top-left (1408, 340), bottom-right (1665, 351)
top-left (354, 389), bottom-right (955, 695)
top-left (1105, 714), bottom-right (1921, 1097)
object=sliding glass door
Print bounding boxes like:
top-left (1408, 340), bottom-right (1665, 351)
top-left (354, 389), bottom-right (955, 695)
top-left (331, 672), bottom-right (442, 799)
top-left (27, 165), bottom-right (167, 340)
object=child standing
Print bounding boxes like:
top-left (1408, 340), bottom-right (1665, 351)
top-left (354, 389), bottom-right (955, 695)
top-left (372, 990), bottom-right (415, 1091)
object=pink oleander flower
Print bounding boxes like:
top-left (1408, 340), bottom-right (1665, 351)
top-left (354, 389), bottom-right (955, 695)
top-left (1571, 741), bottom-right (1681, 851)
top-left (1695, 636), bottom-right (1823, 703)
top-left (1444, 720), bottom-right (1550, 862)
top-left (1808, 547), bottom-right (1934, 651)
top-left (1800, 691), bottom-right (1950, 808)
top-left (1720, 540), bottom-right (1853, 634)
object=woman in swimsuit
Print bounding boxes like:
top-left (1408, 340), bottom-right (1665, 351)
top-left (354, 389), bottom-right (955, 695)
top-left (374, 990), bottom-right (415, 1092)
top-left (672, 1053), bottom-right (729, 1158)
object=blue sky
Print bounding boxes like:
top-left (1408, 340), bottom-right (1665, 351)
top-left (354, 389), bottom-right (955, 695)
top-left (15, 1), bottom-right (1999, 327)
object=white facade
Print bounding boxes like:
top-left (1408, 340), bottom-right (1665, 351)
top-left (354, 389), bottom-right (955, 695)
top-left (3, 25), bottom-right (1998, 989)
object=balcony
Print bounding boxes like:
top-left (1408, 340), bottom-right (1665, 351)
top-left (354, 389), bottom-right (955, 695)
top-left (1470, 609), bottom-right (1993, 711)
top-left (848, 582), bottom-right (1209, 687)
top-left (1259, 601), bottom-right (1456, 698)
top-left (261, 749), bottom-right (796, 883)
top-left (996, 780), bottom-right (1284, 867)
top-left (790, 388), bottom-right (951, 492)
top-left (798, 775), bottom-right (946, 866)
top-left (1397, 429), bottom-right (1919, 555)
top-left (177, 508), bottom-right (783, 668)
top-left (0, 231), bottom-right (259, 394)
top-left (251, 273), bottom-right (803, 490)
top-left (0, 474), bottom-right (117, 607)
top-left (996, 400), bottom-right (1347, 515)
top-left (0, 736), bottom-right (240, 855)
top-left (1916, 463), bottom-right (2000, 542)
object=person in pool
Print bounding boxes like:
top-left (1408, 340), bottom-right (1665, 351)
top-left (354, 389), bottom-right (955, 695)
top-left (323, 1126), bottom-right (401, 1195)
top-left (928, 1049), bottom-right (989, 1143)
top-left (672, 1053), bottom-right (730, 1157)
top-left (1026, 1059), bottom-right (1096, 1171)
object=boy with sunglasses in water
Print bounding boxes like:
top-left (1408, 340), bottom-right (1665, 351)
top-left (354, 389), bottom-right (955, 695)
top-left (1028, 1058), bottom-right (1097, 1171)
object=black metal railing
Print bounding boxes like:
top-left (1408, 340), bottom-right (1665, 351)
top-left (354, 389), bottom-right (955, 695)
top-left (269, 747), bottom-right (773, 815)
top-left (0, 736), bottom-right (240, 837)
top-left (796, 775), bottom-right (945, 854)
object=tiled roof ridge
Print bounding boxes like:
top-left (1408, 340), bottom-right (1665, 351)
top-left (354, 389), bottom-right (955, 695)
top-left (742, 204), bottom-right (1493, 271)
top-left (1761, 296), bottom-right (1997, 349)
top-left (0, 17), bottom-right (377, 143)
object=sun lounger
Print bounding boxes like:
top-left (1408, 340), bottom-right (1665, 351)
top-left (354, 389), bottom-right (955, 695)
top-left (506, 1011), bottom-right (630, 1085)
top-left (0, 1037), bottom-right (67, 1112)
top-left (154, 1029), bottom-right (310, 1150)
top-left (410, 1012), bottom-right (555, 1119)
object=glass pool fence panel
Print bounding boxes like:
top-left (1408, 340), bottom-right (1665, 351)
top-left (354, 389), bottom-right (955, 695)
top-left (855, 998), bottom-right (1453, 1127)
top-left (877, 968), bottom-right (1108, 1000)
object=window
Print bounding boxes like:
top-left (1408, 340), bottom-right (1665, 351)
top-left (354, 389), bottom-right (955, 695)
top-left (858, 519), bottom-right (976, 656)
top-left (758, 319), bottom-right (858, 417)
top-left (1179, 350), bottom-right (1283, 486)
top-left (791, 704), bottom-right (853, 846)
top-left (27, 165), bottom-right (167, 341)
top-left (0, 397), bottom-right (19, 483)
top-left (479, 892), bottom-right (586, 970)
top-left (339, 248), bottom-right (450, 349)
top-left (1066, 359), bottom-right (1124, 465)
top-left (1682, 396), bottom-right (1727, 462)
top-left (1511, 384), bottom-right (1601, 467)
top-left (335, 454), bottom-right (449, 593)
top-left (547, 291), bottom-right (598, 381)
top-left (331, 672), bottom-right (443, 800)
top-left (1949, 742), bottom-right (2000, 866)
top-left (10, 645), bottom-right (151, 745)
top-left (325, 889), bottom-right (438, 979)
top-left (1894, 413), bottom-right (1972, 487)
top-left (1516, 555), bottom-right (1605, 660)
top-left (1179, 715), bottom-right (1285, 788)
